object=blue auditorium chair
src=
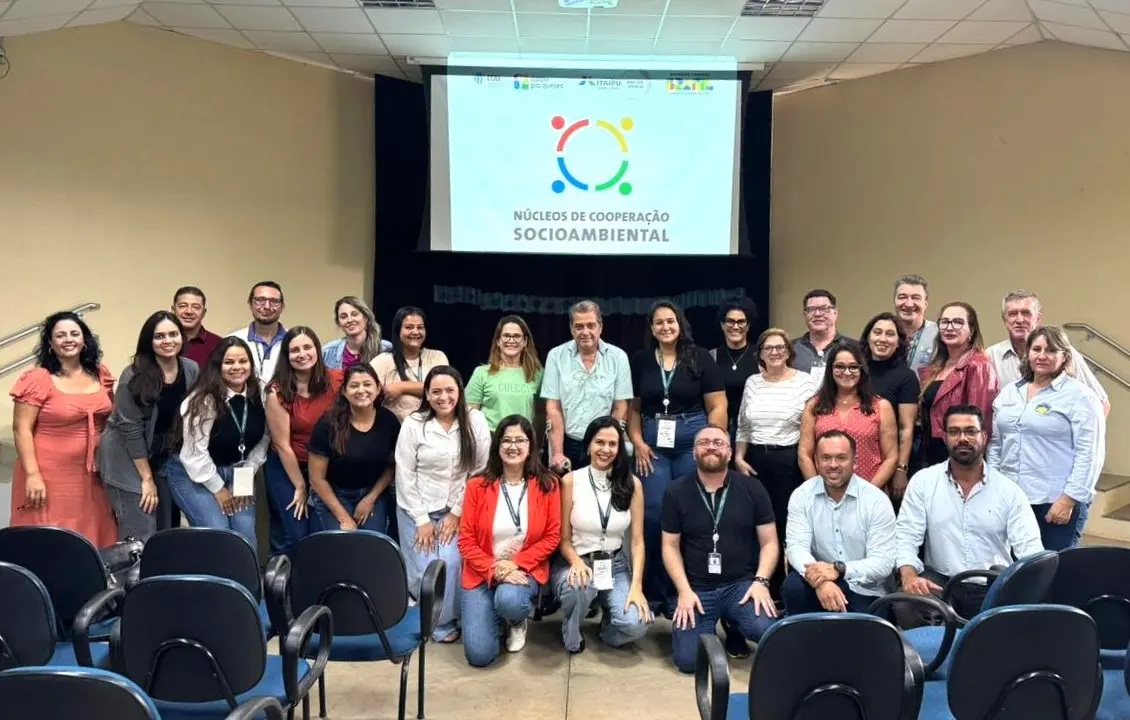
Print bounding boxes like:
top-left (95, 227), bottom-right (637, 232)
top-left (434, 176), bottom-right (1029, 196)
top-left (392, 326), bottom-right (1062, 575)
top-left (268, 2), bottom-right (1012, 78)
top-left (1045, 545), bottom-right (1130, 670)
top-left (694, 613), bottom-right (924, 720)
top-left (1095, 640), bottom-right (1130, 720)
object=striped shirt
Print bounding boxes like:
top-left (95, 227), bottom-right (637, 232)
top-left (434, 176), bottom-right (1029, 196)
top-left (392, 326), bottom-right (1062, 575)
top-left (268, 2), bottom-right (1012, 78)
top-left (736, 371), bottom-right (818, 446)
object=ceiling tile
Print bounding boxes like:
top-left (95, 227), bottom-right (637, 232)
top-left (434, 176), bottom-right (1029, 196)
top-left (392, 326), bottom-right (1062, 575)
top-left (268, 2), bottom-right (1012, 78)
top-left (0, 0), bottom-right (11, 14)
top-left (380, 32), bottom-right (451, 55)
top-left (364, 7), bottom-right (443, 34)
top-left (517, 11), bottom-right (585, 38)
top-left (1028, 0), bottom-right (1106, 30)
top-left (1041, 20), bottom-right (1126, 47)
top-left (729, 16), bottom-right (810, 41)
top-left (781, 40), bottom-right (859, 61)
top-left (588, 13), bottom-right (660, 38)
top-left (434, 0), bottom-right (510, 9)
top-left (912, 42), bottom-right (990, 60)
top-left (175, 26), bottom-right (255, 47)
top-left (518, 36), bottom-right (587, 52)
top-left (0, 13), bottom-right (72, 33)
top-left (817, 0), bottom-right (905, 19)
top-left (869, 19), bottom-right (955, 42)
top-left (280, 0), bottom-right (358, 7)
top-left (939, 19), bottom-right (1028, 42)
top-left (849, 41), bottom-right (924, 61)
top-left (758, 61), bottom-right (836, 89)
top-left (127, 8), bottom-right (164, 25)
top-left (242, 29), bottom-right (320, 50)
top-left (143, 2), bottom-right (231, 28)
top-left (513, 0), bottom-right (587, 12)
top-left (68, 5), bottom-right (137, 25)
top-left (88, 0), bottom-right (142, 8)
top-left (652, 39), bottom-right (726, 53)
top-left (209, 0), bottom-right (280, 6)
top-left (291, 7), bottom-right (370, 32)
top-left (143, 0), bottom-right (205, 3)
top-left (666, 0), bottom-right (745, 15)
top-left (216, 5), bottom-right (300, 31)
top-left (828, 61), bottom-right (901, 78)
top-left (798, 17), bottom-right (882, 41)
top-left (1099, 10), bottom-right (1130, 34)
top-left (3, 0), bottom-right (89, 21)
top-left (894, 0), bottom-right (986, 21)
top-left (440, 10), bottom-right (514, 35)
top-left (310, 30), bottom-right (387, 52)
top-left (332, 52), bottom-right (404, 75)
top-left (448, 34), bottom-right (518, 51)
top-left (658, 15), bottom-right (737, 40)
top-left (1091, 0), bottom-right (1130, 12)
top-left (585, 38), bottom-right (656, 53)
top-left (1004, 23), bottom-right (1043, 42)
top-left (596, 0), bottom-right (667, 12)
top-left (719, 38), bottom-right (791, 61)
top-left (969, 0), bottom-right (1033, 21)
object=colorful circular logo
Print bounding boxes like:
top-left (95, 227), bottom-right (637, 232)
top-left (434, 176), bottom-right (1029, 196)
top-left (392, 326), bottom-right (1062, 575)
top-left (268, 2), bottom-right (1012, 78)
top-left (550, 115), bottom-right (633, 196)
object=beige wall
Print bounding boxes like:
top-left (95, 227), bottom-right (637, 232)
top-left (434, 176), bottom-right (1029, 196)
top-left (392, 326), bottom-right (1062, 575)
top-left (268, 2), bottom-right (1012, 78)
top-left (772, 41), bottom-right (1130, 473)
top-left (0, 23), bottom-right (375, 442)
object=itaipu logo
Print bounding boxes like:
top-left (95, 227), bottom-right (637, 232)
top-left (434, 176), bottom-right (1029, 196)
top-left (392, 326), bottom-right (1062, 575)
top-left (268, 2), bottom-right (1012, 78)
top-left (550, 115), bottom-right (633, 196)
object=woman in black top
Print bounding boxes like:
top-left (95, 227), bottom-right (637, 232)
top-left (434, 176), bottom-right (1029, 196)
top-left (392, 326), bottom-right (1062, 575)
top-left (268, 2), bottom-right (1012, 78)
top-left (308, 364), bottom-right (400, 533)
top-left (628, 300), bottom-right (726, 614)
top-left (710, 298), bottom-right (760, 445)
top-left (860, 313), bottom-right (919, 500)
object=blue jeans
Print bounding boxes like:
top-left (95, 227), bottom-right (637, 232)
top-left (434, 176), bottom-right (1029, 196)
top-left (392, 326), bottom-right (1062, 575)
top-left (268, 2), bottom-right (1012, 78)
top-left (642, 411), bottom-right (707, 612)
top-left (311, 486), bottom-right (390, 534)
top-left (264, 452), bottom-right (312, 556)
top-left (397, 507), bottom-right (462, 641)
top-left (670, 579), bottom-right (777, 674)
top-left (165, 456), bottom-right (258, 554)
top-left (1031, 501), bottom-right (1090, 551)
top-left (551, 551), bottom-right (649, 652)
top-left (781, 571), bottom-right (875, 616)
top-left (462, 577), bottom-right (540, 667)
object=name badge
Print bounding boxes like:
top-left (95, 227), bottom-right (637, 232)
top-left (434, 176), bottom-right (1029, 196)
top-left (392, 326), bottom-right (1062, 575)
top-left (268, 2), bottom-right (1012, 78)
top-left (809, 362), bottom-right (825, 382)
top-left (656, 416), bottom-right (677, 449)
top-left (591, 551), bottom-right (614, 591)
top-left (232, 463), bottom-right (255, 498)
top-left (708, 552), bottom-right (722, 575)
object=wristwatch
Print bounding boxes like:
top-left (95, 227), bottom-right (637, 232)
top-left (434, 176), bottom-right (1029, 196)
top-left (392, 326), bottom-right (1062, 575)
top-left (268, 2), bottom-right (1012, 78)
top-left (833, 561), bottom-right (846, 579)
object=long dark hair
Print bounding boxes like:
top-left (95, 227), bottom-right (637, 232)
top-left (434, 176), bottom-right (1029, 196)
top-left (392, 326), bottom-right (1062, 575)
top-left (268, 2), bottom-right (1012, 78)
top-left (645, 299), bottom-right (699, 376)
top-left (813, 341), bottom-right (878, 416)
top-left (184, 337), bottom-right (263, 433)
top-left (36, 311), bottom-right (101, 377)
top-left (417, 365), bottom-right (478, 475)
top-left (127, 311), bottom-right (184, 407)
top-left (581, 416), bottom-right (634, 512)
top-left (482, 414), bottom-right (556, 494)
top-left (270, 326), bottom-right (331, 405)
top-left (390, 306), bottom-right (427, 382)
top-left (328, 364), bottom-right (381, 455)
top-left (859, 312), bottom-right (908, 364)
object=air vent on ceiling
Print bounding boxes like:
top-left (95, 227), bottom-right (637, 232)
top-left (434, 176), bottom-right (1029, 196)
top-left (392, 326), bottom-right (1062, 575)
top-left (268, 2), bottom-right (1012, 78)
top-left (360, 0), bottom-right (436, 8)
top-left (741, 0), bottom-right (826, 17)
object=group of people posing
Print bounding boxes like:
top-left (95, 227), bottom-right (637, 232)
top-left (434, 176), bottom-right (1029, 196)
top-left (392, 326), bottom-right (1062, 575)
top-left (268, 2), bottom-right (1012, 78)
top-left (7, 274), bottom-right (1106, 671)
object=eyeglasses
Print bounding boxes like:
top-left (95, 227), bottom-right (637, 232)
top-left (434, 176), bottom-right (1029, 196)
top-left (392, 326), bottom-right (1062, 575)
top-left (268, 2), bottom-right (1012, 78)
top-left (723, 319), bottom-right (748, 328)
top-left (1029, 348), bottom-right (1063, 358)
top-left (500, 333), bottom-right (525, 342)
top-left (761, 345), bottom-right (788, 354)
top-left (945, 427), bottom-right (981, 438)
top-left (500, 437), bottom-right (530, 447)
top-left (832, 364), bottom-right (862, 374)
top-left (695, 438), bottom-right (729, 449)
top-left (804, 305), bottom-right (836, 316)
top-left (252, 297), bottom-right (282, 308)
top-left (938, 318), bottom-right (967, 329)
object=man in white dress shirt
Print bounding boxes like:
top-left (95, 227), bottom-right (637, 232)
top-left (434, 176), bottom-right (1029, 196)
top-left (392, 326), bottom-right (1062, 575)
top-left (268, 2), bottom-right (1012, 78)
top-left (896, 404), bottom-right (1043, 619)
top-left (782, 430), bottom-right (897, 615)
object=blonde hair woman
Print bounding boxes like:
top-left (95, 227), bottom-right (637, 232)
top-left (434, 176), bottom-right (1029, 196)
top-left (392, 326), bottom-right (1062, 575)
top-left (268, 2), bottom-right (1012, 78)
top-left (322, 296), bottom-right (391, 371)
top-left (465, 315), bottom-right (544, 431)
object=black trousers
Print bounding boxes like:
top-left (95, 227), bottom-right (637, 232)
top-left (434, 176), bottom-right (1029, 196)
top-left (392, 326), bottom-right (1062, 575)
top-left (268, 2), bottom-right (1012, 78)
top-left (744, 443), bottom-right (804, 600)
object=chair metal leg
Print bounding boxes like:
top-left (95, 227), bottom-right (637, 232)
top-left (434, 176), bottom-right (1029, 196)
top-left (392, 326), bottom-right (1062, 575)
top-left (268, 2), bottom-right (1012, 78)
top-left (398, 656), bottom-right (412, 720)
top-left (417, 643), bottom-right (426, 719)
top-left (286, 707), bottom-right (294, 720)
top-left (318, 672), bottom-right (327, 719)
top-left (303, 694), bottom-right (311, 720)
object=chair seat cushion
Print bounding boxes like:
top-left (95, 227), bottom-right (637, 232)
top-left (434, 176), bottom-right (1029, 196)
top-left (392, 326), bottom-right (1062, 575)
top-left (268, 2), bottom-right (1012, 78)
top-left (49, 642), bottom-right (111, 668)
top-left (153, 655), bottom-right (309, 719)
top-left (724, 693), bottom-right (749, 720)
top-left (88, 616), bottom-right (120, 641)
top-left (1100, 648), bottom-right (1126, 671)
top-left (918, 680), bottom-right (955, 720)
top-left (1096, 669), bottom-right (1130, 720)
top-left (307, 606), bottom-right (421, 662)
top-left (258, 600), bottom-right (273, 636)
top-left (904, 626), bottom-right (954, 679)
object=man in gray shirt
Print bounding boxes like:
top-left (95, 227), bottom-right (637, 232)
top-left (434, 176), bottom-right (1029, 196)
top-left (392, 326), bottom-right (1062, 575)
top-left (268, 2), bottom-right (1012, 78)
top-left (792, 289), bottom-right (847, 379)
top-left (893, 274), bottom-right (939, 372)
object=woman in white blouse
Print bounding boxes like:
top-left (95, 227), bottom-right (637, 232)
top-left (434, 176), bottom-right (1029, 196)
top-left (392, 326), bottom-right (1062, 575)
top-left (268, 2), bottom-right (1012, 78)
top-left (733, 329), bottom-right (818, 600)
top-left (552, 416), bottom-right (651, 654)
top-left (394, 365), bottom-right (491, 643)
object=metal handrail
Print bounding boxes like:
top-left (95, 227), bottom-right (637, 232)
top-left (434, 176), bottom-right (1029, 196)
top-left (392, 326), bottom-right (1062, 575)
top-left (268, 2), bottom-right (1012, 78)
top-left (1063, 322), bottom-right (1130, 362)
top-left (0, 303), bottom-right (102, 378)
top-left (1077, 351), bottom-right (1130, 393)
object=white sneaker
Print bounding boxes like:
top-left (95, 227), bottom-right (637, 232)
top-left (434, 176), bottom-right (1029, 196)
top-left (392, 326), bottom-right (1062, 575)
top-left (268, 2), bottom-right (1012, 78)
top-left (505, 620), bottom-right (528, 653)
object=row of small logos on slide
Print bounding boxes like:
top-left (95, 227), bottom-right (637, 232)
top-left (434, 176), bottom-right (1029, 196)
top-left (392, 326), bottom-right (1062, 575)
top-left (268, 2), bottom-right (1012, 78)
top-left (472, 72), bottom-right (715, 94)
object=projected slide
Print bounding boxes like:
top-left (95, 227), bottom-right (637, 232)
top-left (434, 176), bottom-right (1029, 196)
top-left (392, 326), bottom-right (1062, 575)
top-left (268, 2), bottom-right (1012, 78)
top-left (435, 55), bottom-right (741, 256)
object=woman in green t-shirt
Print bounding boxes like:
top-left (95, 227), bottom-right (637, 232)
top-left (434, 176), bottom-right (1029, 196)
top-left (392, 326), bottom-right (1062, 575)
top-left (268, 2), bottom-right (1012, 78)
top-left (466, 315), bottom-right (544, 431)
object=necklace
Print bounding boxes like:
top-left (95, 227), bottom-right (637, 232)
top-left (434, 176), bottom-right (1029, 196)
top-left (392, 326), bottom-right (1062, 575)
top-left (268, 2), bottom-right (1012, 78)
top-left (724, 344), bottom-right (750, 372)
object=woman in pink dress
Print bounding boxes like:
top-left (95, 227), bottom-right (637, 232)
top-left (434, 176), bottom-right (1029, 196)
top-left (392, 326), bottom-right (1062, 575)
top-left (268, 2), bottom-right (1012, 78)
top-left (10, 311), bottom-right (119, 547)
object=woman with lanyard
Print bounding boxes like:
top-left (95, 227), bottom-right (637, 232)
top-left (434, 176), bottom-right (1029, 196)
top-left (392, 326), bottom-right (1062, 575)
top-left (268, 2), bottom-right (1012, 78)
top-left (372, 306), bottom-right (449, 422)
top-left (459, 414), bottom-right (560, 667)
top-left (628, 300), bottom-right (726, 616)
top-left (552, 416), bottom-right (651, 654)
top-left (167, 337), bottom-right (269, 550)
top-left (710, 298), bottom-right (760, 444)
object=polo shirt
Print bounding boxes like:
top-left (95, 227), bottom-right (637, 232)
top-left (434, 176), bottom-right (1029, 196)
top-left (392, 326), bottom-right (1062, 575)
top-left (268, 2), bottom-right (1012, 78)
top-left (792, 332), bottom-right (848, 378)
top-left (180, 328), bottom-right (222, 367)
top-left (541, 339), bottom-right (633, 440)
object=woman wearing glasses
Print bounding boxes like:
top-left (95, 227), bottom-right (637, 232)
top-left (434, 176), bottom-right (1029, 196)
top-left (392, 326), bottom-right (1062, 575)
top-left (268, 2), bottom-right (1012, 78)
top-left (711, 298), bottom-right (760, 444)
top-left (466, 316), bottom-right (543, 431)
top-left (799, 342), bottom-right (898, 488)
top-left (918, 302), bottom-right (998, 467)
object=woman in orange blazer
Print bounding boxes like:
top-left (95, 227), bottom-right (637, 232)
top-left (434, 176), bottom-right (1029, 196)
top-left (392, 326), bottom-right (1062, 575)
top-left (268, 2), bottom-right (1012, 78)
top-left (917, 301), bottom-right (999, 466)
top-left (459, 413), bottom-right (560, 667)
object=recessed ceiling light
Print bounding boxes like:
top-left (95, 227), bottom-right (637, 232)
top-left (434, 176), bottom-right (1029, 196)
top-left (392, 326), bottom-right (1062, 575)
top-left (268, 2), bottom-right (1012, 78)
top-left (559, 0), bottom-right (619, 8)
top-left (742, 0), bottom-right (826, 17)
top-left (359, 0), bottom-right (436, 8)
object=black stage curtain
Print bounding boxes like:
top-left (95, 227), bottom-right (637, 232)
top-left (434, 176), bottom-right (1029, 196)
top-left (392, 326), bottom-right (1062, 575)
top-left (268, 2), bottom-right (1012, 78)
top-left (373, 74), bottom-right (772, 379)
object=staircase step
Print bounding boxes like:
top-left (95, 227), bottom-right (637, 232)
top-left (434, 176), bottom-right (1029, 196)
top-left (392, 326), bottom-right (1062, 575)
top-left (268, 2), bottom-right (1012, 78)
top-left (1098, 474), bottom-right (1130, 492)
top-left (1107, 504), bottom-right (1130, 522)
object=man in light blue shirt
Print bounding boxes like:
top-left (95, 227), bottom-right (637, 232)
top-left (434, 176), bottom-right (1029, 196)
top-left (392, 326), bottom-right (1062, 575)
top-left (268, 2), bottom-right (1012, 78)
top-left (542, 300), bottom-right (633, 473)
top-left (783, 430), bottom-right (897, 615)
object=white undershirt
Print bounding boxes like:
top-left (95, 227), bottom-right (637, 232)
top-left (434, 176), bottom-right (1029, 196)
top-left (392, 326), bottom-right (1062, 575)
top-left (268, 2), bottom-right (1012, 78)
top-left (493, 480), bottom-right (529, 559)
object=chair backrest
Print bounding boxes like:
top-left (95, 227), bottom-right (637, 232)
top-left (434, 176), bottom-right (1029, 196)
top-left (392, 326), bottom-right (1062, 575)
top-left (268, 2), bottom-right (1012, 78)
top-left (1046, 546), bottom-right (1130, 651)
top-left (0, 527), bottom-right (109, 635)
top-left (117, 575), bottom-right (266, 703)
top-left (0, 666), bottom-right (160, 720)
top-left (947, 604), bottom-right (1100, 720)
top-left (747, 613), bottom-right (914, 720)
top-left (139, 528), bottom-right (263, 602)
top-left (982, 550), bottom-right (1059, 612)
top-left (290, 530), bottom-right (408, 637)
top-left (0, 562), bottom-right (58, 670)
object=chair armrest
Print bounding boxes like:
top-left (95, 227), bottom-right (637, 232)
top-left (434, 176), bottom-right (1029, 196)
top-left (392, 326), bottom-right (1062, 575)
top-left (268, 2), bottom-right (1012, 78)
top-left (695, 634), bottom-right (730, 720)
top-left (419, 559), bottom-right (446, 640)
top-left (263, 555), bottom-right (292, 637)
top-left (224, 696), bottom-right (286, 720)
top-left (868, 593), bottom-right (959, 677)
top-left (941, 569), bottom-right (999, 625)
top-left (282, 604), bottom-right (333, 704)
top-left (898, 632), bottom-right (925, 720)
top-left (73, 587), bottom-right (126, 667)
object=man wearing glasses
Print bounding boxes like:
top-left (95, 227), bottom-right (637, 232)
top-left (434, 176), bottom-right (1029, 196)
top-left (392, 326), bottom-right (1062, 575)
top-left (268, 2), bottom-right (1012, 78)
top-left (228, 281), bottom-right (287, 386)
top-left (793, 289), bottom-right (847, 380)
